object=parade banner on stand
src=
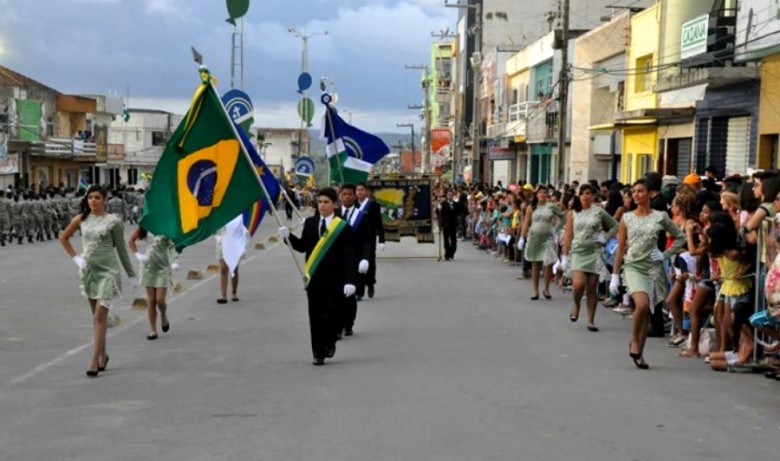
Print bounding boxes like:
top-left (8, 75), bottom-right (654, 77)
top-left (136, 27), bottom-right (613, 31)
top-left (0, 153), bottom-right (19, 174)
top-left (367, 177), bottom-right (433, 243)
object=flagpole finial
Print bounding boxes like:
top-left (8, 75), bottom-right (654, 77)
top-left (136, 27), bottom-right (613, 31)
top-left (199, 66), bottom-right (211, 83)
top-left (320, 93), bottom-right (333, 106)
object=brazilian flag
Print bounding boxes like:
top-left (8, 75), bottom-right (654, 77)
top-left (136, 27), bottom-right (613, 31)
top-left (140, 68), bottom-right (264, 250)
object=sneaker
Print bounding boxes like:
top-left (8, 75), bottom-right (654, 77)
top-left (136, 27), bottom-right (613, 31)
top-left (612, 305), bottom-right (632, 315)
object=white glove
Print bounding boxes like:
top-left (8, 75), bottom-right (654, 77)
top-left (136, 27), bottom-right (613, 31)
top-left (278, 226), bottom-right (290, 239)
top-left (170, 262), bottom-right (180, 271)
top-left (593, 233), bottom-right (607, 246)
top-left (560, 255), bottom-right (569, 273)
top-left (214, 234), bottom-right (222, 244)
top-left (517, 237), bottom-right (525, 250)
top-left (344, 284), bottom-right (356, 297)
top-left (609, 274), bottom-right (621, 296)
top-left (552, 260), bottom-right (561, 274)
top-left (650, 249), bottom-right (665, 262)
top-left (358, 259), bottom-right (369, 274)
top-left (377, 243), bottom-right (385, 252)
top-left (71, 255), bottom-right (87, 270)
top-left (134, 252), bottom-right (149, 263)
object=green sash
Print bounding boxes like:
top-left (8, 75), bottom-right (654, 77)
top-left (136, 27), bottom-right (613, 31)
top-left (305, 216), bottom-right (347, 286)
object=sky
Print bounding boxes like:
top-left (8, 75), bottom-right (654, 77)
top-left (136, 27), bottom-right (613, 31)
top-left (0, 0), bottom-right (458, 133)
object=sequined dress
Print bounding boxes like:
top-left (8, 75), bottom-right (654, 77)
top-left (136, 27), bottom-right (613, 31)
top-left (79, 213), bottom-right (136, 307)
top-left (141, 233), bottom-right (175, 288)
top-left (621, 210), bottom-right (684, 310)
top-left (525, 202), bottom-right (565, 264)
top-left (571, 206), bottom-right (618, 274)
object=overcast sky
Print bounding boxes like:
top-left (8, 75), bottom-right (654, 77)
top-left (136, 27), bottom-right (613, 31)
top-left (0, 0), bottom-right (458, 133)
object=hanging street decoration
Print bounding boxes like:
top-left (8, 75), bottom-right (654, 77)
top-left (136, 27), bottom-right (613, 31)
top-left (297, 72), bottom-right (313, 94)
top-left (226, 0), bottom-right (250, 26)
top-left (297, 96), bottom-right (315, 127)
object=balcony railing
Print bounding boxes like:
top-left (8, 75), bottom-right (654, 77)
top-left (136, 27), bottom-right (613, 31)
top-left (30, 137), bottom-right (96, 158)
top-left (508, 101), bottom-right (540, 122)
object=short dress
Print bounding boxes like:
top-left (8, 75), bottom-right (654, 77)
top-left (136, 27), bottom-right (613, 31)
top-left (141, 233), bottom-right (175, 288)
top-left (525, 203), bottom-right (565, 264)
top-left (80, 213), bottom-right (136, 308)
top-left (621, 210), bottom-right (684, 310)
top-left (570, 206), bottom-right (618, 274)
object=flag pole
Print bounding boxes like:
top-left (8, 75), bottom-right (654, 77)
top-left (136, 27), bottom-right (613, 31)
top-left (324, 100), bottom-right (346, 185)
top-left (208, 79), bottom-right (308, 285)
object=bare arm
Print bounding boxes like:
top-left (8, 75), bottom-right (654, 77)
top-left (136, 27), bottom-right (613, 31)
top-left (128, 227), bottom-right (142, 254)
top-left (745, 206), bottom-right (768, 232)
top-left (562, 211), bottom-right (574, 256)
top-left (59, 215), bottom-right (83, 258)
top-left (612, 220), bottom-right (627, 275)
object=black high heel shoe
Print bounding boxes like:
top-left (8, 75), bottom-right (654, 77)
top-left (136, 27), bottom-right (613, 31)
top-left (530, 295), bottom-right (539, 300)
top-left (543, 291), bottom-right (552, 300)
top-left (98, 355), bottom-right (109, 372)
top-left (629, 341), bottom-right (649, 369)
top-left (86, 369), bottom-right (99, 378)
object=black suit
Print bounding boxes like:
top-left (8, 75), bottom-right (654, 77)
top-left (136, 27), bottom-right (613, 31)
top-left (288, 215), bottom-right (357, 360)
top-left (337, 205), bottom-right (372, 331)
top-left (439, 200), bottom-right (460, 259)
top-left (357, 199), bottom-right (385, 297)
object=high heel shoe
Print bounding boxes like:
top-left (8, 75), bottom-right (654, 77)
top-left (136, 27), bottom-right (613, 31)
top-left (98, 355), bottom-right (109, 372)
top-left (530, 295), bottom-right (539, 300)
top-left (569, 307), bottom-right (579, 322)
top-left (629, 341), bottom-right (649, 369)
top-left (543, 291), bottom-right (552, 300)
top-left (86, 369), bottom-right (99, 378)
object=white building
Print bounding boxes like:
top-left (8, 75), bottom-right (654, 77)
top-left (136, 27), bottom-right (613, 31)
top-left (108, 108), bottom-right (183, 187)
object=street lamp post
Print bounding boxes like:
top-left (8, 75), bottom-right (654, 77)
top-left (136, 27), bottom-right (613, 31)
top-left (289, 27), bottom-right (328, 158)
top-left (444, 0), bottom-right (482, 185)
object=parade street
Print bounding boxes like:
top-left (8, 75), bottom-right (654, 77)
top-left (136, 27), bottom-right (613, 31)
top-left (1, 219), bottom-right (779, 461)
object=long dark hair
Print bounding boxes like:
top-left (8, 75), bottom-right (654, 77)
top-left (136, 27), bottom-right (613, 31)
top-left (572, 184), bottom-right (597, 212)
top-left (531, 185), bottom-right (548, 210)
top-left (80, 185), bottom-right (107, 219)
top-left (707, 211), bottom-right (739, 257)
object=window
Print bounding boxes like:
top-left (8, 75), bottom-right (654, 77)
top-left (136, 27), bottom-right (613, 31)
top-left (635, 54), bottom-right (653, 92)
top-left (127, 168), bottom-right (138, 185)
top-left (152, 131), bottom-right (166, 146)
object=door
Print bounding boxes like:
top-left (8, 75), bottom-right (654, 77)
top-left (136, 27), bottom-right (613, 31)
top-left (726, 117), bottom-right (750, 176)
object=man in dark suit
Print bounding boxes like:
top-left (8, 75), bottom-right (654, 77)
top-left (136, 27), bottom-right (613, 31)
top-left (279, 187), bottom-right (357, 365)
top-left (439, 189), bottom-right (460, 260)
top-left (356, 183), bottom-right (385, 300)
top-left (336, 184), bottom-right (372, 336)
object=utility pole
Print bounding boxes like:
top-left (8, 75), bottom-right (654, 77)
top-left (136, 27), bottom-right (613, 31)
top-left (289, 28), bottom-right (329, 159)
top-left (397, 123), bottom-right (416, 174)
top-left (406, 64), bottom-right (431, 174)
top-left (445, 0), bottom-right (481, 184)
top-left (556, 0), bottom-right (570, 187)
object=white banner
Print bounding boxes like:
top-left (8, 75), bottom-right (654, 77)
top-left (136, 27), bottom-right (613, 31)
top-left (0, 153), bottom-right (19, 174)
top-left (0, 131), bottom-right (8, 158)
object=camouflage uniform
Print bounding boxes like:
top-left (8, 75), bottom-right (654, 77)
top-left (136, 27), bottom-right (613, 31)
top-left (0, 192), bottom-right (10, 246)
top-left (42, 197), bottom-right (57, 239)
top-left (69, 195), bottom-right (82, 221)
top-left (125, 190), bottom-right (138, 224)
top-left (56, 195), bottom-right (70, 231)
top-left (19, 197), bottom-right (33, 243)
top-left (30, 198), bottom-right (45, 241)
top-left (107, 195), bottom-right (127, 222)
top-left (9, 197), bottom-right (25, 244)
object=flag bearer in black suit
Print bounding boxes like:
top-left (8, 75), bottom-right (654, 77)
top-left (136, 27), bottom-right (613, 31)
top-left (336, 184), bottom-right (372, 336)
top-left (279, 187), bottom-right (357, 366)
top-left (355, 183), bottom-right (385, 300)
top-left (438, 189), bottom-right (460, 260)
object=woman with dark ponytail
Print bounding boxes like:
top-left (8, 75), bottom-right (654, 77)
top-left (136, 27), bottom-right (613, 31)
top-left (60, 185), bottom-right (137, 377)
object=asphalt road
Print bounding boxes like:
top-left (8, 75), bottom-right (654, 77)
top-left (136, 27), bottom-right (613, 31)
top-left (1, 218), bottom-right (779, 461)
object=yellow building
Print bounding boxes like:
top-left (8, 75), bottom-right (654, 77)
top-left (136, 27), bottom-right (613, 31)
top-left (618, 3), bottom-right (661, 183)
top-left (758, 54), bottom-right (780, 169)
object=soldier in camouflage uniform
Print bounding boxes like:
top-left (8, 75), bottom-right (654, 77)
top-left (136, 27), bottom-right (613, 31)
top-left (29, 194), bottom-right (44, 241)
top-left (125, 188), bottom-right (138, 224)
top-left (69, 191), bottom-right (83, 220)
top-left (19, 194), bottom-right (34, 243)
top-left (41, 194), bottom-right (55, 240)
top-left (56, 193), bottom-right (70, 233)
top-left (0, 191), bottom-right (10, 246)
top-left (9, 195), bottom-right (25, 244)
top-left (107, 190), bottom-right (127, 222)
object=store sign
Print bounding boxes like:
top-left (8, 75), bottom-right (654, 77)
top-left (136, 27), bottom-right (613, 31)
top-left (681, 15), bottom-right (708, 60)
top-left (488, 141), bottom-right (514, 161)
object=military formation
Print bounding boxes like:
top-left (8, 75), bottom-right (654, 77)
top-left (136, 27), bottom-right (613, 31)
top-left (0, 187), bottom-right (145, 246)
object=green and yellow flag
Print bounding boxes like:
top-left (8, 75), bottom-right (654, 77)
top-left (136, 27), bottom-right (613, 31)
top-left (140, 68), bottom-right (263, 250)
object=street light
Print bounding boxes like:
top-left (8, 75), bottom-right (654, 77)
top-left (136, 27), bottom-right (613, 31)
top-left (288, 27), bottom-right (329, 73)
top-left (444, 0), bottom-right (482, 184)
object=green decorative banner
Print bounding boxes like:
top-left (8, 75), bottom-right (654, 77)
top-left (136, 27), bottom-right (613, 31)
top-left (16, 99), bottom-right (41, 141)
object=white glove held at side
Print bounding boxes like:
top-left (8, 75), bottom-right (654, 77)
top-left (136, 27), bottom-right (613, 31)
top-left (517, 237), bottom-right (525, 250)
top-left (344, 284), bottom-right (356, 297)
top-left (650, 249), bottom-right (665, 262)
top-left (170, 262), bottom-right (180, 271)
top-left (134, 252), bottom-right (149, 263)
top-left (358, 259), bottom-right (369, 274)
top-left (609, 274), bottom-right (620, 296)
top-left (278, 226), bottom-right (290, 239)
top-left (72, 255), bottom-right (87, 270)
top-left (560, 255), bottom-right (570, 272)
top-left (377, 243), bottom-right (385, 252)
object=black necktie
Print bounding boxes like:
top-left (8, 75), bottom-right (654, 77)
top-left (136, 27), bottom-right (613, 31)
top-left (320, 219), bottom-right (326, 237)
top-left (345, 207), bottom-right (352, 222)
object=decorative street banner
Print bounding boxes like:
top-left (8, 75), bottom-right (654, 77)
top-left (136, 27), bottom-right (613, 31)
top-left (94, 125), bottom-right (108, 163)
top-left (0, 131), bottom-right (7, 158)
top-left (16, 99), bottom-right (42, 142)
top-left (221, 89), bottom-right (254, 134)
top-left (367, 177), bottom-right (433, 243)
top-left (0, 153), bottom-right (19, 174)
